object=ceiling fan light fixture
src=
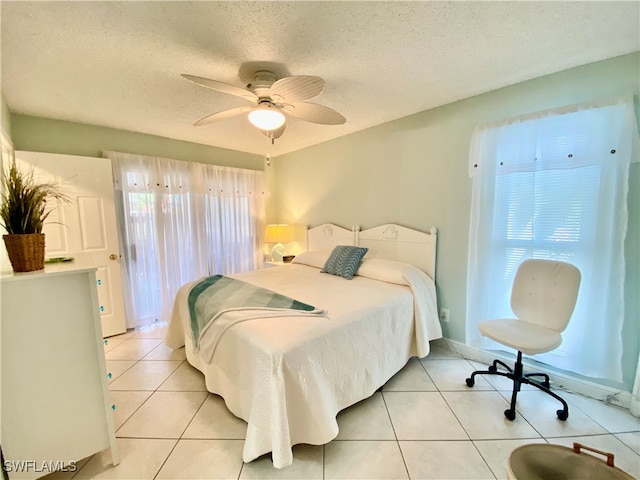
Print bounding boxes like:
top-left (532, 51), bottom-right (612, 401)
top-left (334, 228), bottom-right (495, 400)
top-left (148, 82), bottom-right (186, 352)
top-left (182, 69), bottom-right (345, 132)
top-left (248, 105), bottom-right (286, 130)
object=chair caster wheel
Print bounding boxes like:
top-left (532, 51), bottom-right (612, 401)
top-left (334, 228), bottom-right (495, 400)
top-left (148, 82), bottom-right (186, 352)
top-left (556, 409), bottom-right (568, 421)
top-left (488, 365), bottom-right (497, 373)
top-left (465, 378), bottom-right (474, 387)
top-left (504, 409), bottom-right (516, 421)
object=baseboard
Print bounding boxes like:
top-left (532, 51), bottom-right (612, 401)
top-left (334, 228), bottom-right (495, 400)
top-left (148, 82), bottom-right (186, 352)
top-left (435, 338), bottom-right (632, 410)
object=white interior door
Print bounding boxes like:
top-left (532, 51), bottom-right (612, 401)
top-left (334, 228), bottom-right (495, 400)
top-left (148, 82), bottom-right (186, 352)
top-left (13, 151), bottom-right (127, 337)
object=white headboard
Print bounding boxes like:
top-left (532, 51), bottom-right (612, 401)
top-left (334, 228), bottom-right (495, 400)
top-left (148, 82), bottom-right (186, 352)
top-left (356, 224), bottom-right (438, 279)
top-left (305, 223), bottom-right (438, 279)
top-left (306, 224), bottom-right (356, 251)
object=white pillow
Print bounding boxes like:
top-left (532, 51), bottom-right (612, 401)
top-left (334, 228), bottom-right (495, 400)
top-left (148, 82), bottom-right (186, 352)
top-left (291, 250), bottom-right (331, 269)
top-left (356, 257), bottom-right (429, 285)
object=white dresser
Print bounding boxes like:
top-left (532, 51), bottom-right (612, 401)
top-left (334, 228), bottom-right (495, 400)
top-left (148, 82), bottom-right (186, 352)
top-left (1, 265), bottom-right (119, 479)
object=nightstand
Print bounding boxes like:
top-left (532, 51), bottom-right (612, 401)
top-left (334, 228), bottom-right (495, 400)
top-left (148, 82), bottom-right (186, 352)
top-left (264, 261), bottom-right (285, 268)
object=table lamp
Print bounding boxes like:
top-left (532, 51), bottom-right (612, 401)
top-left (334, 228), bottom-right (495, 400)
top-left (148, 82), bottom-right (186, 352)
top-left (264, 224), bottom-right (292, 262)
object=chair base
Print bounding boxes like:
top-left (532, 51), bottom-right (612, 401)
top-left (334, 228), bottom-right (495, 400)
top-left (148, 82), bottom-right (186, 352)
top-left (465, 351), bottom-right (569, 421)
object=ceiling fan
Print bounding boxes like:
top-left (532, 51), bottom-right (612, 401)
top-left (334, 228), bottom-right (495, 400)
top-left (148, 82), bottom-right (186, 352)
top-left (182, 70), bottom-right (346, 141)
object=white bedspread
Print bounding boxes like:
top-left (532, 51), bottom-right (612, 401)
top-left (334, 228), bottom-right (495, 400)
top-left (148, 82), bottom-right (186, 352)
top-left (166, 259), bottom-right (441, 468)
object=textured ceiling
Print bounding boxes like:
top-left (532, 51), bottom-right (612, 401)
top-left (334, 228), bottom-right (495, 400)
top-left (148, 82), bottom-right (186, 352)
top-left (1, 1), bottom-right (639, 158)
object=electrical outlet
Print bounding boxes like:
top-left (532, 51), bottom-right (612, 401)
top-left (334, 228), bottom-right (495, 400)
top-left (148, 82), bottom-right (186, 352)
top-left (439, 308), bottom-right (450, 323)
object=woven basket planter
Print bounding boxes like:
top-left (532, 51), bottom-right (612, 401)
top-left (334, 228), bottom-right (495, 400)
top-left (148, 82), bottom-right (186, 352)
top-left (3, 233), bottom-right (46, 272)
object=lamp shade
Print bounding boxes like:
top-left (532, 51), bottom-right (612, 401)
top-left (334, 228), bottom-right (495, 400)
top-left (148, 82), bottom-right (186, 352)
top-left (248, 105), bottom-right (286, 130)
top-left (264, 224), bottom-right (292, 243)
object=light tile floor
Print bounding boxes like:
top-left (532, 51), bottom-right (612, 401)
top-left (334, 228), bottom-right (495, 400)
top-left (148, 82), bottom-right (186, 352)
top-left (45, 322), bottom-right (640, 480)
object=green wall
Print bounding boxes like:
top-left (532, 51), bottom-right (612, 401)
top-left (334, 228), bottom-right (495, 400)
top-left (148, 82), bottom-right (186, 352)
top-left (10, 115), bottom-right (263, 170)
top-left (270, 52), bottom-right (640, 391)
top-left (1, 95), bottom-right (10, 137)
top-left (6, 53), bottom-right (639, 391)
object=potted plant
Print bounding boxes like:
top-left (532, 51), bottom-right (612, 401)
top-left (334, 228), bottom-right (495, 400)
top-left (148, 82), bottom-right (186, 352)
top-left (0, 159), bottom-right (69, 272)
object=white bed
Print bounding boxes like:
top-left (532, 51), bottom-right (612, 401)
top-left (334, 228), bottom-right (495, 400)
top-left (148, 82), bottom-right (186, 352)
top-left (165, 223), bottom-right (442, 468)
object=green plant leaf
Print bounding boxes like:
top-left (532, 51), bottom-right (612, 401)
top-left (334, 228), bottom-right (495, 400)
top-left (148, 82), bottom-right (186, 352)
top-left (1, 159), bottom-right (70, 234)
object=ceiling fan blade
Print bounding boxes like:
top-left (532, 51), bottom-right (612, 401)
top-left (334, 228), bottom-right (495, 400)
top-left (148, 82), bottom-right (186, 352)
top-left (286, 102), bottom-right (346, 125)
top-left (193, 106), bottom-right (254, 126)
top-left (182, 74), bottom-right (258, 102)
top-left (261, 123), bottom-right (286, 140)
top-left (270, 76), bottom-right (325, 103)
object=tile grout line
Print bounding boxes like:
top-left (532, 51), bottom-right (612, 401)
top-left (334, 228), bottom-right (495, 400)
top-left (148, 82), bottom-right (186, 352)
top-left (237, 454), bottom-right (245, 480)
top-left (97, 332), bottom-right (639, 478)
top-left (113, 328), bottom-right (186, 479)
top-left (110, 330), bottom-right (249, 475)
top-left (109, 338), bottom-right (152, 439)
top-left (430, 358), bottom-right (531, 479)
top-left (176, 389), bottom-right (210, 440)
top-left (152, 439), bottom-right (181, 480)
top-left (469, 439), bottom-right (499, 479)
top-left (380, 391), bottom-right (411, 479)
top-left (71, 332), bottom-right (165, 478)
top-left (462, 364), bottom-right (632, 445)
top-left (112, 359), bottom-right (185, 436)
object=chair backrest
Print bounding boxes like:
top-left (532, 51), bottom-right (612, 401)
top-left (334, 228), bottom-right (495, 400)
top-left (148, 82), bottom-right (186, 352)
top-left (511, 259), bottom-right (581, 333)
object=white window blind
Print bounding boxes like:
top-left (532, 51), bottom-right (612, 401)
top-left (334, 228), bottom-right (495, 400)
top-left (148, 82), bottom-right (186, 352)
top-left (466, 97), bottom-right (639, 382)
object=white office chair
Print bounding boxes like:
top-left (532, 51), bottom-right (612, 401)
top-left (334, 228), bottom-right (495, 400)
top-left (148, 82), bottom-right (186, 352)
top-left (465, 259), bottom-right (581, 421)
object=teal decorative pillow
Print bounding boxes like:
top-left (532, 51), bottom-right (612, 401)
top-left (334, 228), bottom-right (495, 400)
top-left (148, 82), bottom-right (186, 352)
top-left (320, 245), bottom-right (369, 280)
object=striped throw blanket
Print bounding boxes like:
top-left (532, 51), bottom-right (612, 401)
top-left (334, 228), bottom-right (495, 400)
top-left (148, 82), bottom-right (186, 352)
top-left (188, 275), bottom-right (325, 361)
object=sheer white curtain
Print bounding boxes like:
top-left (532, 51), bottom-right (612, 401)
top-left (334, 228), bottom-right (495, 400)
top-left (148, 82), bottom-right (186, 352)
top-left (466, 97), bottom-right (639, 383)
top-left (106, 151), bottom-right (267, 327)
top-left (633, 353), bottom-right (640, 417)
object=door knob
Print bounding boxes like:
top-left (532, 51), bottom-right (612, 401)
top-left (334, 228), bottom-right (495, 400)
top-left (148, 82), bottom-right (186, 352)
top-left (109, 254), bottom-right (118, 260)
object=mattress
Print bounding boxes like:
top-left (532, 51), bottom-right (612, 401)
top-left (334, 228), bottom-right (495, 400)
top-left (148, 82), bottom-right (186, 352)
top-left (165, 256), bottom-right (441, 468)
